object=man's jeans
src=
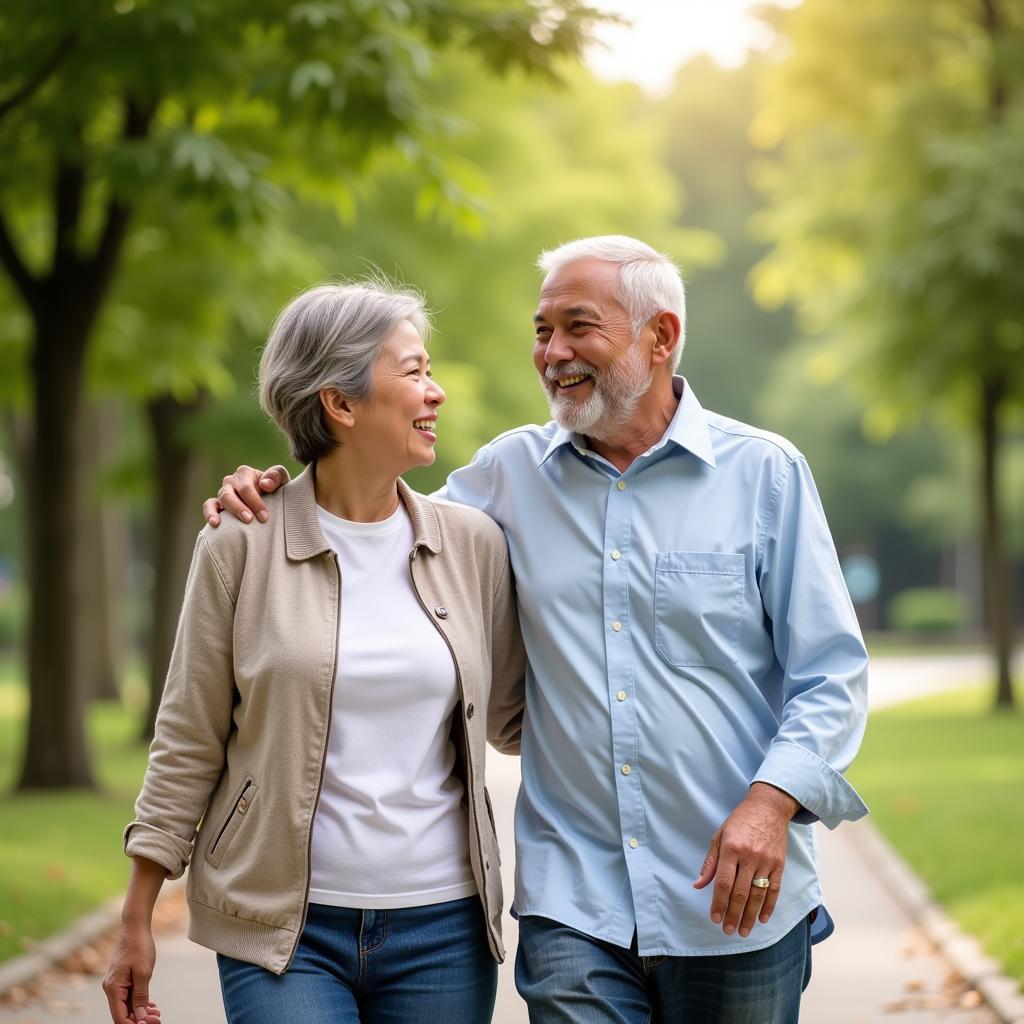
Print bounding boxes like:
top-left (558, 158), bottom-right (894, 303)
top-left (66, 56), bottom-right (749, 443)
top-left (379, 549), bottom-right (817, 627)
top-left (217, 897), bottom-right (497, 1024)
top-left (516, 914), bottom-right (812, 1024)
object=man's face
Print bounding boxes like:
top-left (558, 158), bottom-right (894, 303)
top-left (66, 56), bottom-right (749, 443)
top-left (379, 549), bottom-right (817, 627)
top-left (533, 259), bottom-right (653, 441)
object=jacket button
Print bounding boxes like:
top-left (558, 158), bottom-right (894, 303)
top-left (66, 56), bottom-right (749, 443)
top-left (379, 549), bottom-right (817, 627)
top-left (434, 606), bottom-right (448, 619)
top-left (466, 703), bottom-right (475, 719)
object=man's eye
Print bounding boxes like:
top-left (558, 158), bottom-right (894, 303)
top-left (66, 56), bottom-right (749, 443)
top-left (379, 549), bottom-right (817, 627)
top-left (571, 321), bottom-right (593, 331)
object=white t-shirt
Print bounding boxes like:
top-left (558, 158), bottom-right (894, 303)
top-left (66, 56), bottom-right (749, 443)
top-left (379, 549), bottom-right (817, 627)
top-left (308, 501), bottom-right (476, 909)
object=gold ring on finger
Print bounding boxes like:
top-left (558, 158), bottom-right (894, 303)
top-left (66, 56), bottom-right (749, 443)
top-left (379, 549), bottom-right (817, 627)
top-left (752, 877), bottom-right (770, 889)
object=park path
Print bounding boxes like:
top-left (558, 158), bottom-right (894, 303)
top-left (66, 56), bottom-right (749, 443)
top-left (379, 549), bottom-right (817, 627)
top-left (0, 653), bottom-right (1011, 1024)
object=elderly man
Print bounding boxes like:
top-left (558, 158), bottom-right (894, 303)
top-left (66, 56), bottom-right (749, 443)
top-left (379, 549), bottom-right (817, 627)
top-left (207, 236), bottom-right (868, 1023)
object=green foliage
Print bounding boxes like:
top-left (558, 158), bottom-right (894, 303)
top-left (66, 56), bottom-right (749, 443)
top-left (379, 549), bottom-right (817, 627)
top-left (887, 586), bottom-right (967, 634)
top-left (752, 0), bottom-right (1024, 421)
top-left (0, 0), bottom-right (609, 404)
top-left (850, 684), bottom-right (1024, 983)
top-left (659, 56), bottom-right (787, 423)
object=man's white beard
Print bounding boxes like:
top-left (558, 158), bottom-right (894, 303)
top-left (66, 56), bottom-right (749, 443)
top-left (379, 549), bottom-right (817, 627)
top-left (542, 345), bottom-right (653, 442)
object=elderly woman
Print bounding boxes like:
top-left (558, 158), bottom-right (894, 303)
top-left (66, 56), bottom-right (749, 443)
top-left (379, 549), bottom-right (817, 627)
top-left (103, 281), bottom-right (524, 1024)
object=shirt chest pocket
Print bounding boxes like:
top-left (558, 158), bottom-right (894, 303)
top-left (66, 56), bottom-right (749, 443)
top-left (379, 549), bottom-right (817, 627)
top-left (654, 551), bottom-right (745, 669)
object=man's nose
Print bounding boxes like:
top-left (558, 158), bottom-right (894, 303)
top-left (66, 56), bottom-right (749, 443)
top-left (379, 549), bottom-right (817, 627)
top-left (544, 331), bottom-right (574, 365)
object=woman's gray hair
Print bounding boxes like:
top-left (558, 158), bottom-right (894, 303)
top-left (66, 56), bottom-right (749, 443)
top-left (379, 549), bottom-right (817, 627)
top-left (537, 235), bottom-right (686, 367)
top-left (259, 279), bottom-right (430, 465)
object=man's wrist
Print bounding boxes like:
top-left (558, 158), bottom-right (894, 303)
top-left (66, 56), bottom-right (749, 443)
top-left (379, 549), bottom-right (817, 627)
top-left (748, 781), bottom-right (800, 820)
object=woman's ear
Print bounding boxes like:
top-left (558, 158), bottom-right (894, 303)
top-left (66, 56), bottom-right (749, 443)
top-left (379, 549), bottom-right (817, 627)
top-left (320, 388), bottom-right (356, 429)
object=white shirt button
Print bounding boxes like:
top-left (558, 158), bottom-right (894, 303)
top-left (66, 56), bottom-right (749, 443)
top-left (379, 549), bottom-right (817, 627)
top-left (616, 690), bottom-right (627, 702)
top-left (628, 837), bottom-right (638, 849)
top-left (612, 621), bottom-right (622, 632)
top-left (621, 764), bottom-right (631, 775)
top-left (611, 550), bottom-right (621, 561)
top-left (616, 481), bottom-right (626, 491)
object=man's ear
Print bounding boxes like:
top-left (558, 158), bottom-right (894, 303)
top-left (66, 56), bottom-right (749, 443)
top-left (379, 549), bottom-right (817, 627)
top-left (320, 388), bottom-right (356, 429)
top-left (649, 310), bottom-right (682, 368)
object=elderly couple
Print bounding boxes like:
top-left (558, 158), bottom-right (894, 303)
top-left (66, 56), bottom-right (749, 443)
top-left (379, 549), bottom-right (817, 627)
top-left (104, 236), bottom-right (868, 1024)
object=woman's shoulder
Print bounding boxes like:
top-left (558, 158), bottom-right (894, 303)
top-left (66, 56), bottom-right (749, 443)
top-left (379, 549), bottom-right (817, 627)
top-left (420, 493), bottom-right (507, 551)
top-left (197, 488), bottom-right (288, 576)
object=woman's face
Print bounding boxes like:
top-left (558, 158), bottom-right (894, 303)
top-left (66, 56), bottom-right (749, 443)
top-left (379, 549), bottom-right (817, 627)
top-left (349, 320), bottom-right (446, 474)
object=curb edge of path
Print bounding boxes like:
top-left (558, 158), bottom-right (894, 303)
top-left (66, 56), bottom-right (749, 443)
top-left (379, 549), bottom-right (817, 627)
top-left (848, 819), bottom-right (1024, 1024)
top-left (0, 895), bottom-right (122, 998)
top-left (0, 878), bottom-right (184, 1001)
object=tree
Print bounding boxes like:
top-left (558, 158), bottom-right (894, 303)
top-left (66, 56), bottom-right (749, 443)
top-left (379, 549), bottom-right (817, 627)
top-left (0, 0), bottom-right (605, 787)
top-left (752, 0), bottom-right (1024, 707)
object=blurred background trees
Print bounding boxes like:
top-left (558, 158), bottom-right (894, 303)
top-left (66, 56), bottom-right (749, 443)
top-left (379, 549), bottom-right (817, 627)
top-left (0, 0), bottom-right (1021, 790)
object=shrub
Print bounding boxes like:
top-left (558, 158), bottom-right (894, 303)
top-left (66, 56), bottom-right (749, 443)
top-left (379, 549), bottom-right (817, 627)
top-left (887, 587), bottom-right (967, 634)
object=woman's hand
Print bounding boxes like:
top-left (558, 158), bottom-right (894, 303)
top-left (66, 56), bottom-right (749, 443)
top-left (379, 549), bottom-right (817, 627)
top-left (102, 924), bottom-right (160, 1023)
top-left (104, 857), bottom-right (168, 1023)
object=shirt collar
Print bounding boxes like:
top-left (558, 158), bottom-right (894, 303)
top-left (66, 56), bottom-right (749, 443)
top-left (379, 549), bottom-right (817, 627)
top-left (537, 376), bottom-right (716, 470)
top-left (283, 463), bottom-right (442, 560)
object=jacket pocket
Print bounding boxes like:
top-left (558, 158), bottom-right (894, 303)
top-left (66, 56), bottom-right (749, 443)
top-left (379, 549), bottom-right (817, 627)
top-left (654, 551), bottom-right (745, 669)
top-left (483, 786), bottom-right (501, 865)
top-left (206, 775), bottom-right (258, 868)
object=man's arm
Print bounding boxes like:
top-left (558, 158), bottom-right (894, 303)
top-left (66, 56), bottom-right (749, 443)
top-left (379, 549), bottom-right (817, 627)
top-left (202, 433), bottom-right (500, 525)
top-left (695, 454), bottom-right (868, 938)
top-left (751, 454), bottom-right (869, 828)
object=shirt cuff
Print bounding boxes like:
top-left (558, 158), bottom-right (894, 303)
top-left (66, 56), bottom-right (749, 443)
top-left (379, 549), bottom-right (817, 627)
top-left (123, 821), bottom-right (193, 880)
top-left (752, 740), bottom-right (868, 830)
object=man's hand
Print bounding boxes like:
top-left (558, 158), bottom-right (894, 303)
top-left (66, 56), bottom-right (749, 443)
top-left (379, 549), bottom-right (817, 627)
top-left (693, 782), bottom-right (798, 938)
top-left (203, 465), bottom-right (288, 527)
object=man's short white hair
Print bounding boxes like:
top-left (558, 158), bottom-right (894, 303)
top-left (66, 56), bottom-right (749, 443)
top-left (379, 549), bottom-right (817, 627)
top-left (537, 235), bottom-right (686, 368)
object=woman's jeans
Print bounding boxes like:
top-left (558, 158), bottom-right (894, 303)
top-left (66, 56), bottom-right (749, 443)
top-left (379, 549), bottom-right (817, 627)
top-left (516, 914), bottom-right (812, 1024)
top-left (217, 896), bottom-right (497, 1024)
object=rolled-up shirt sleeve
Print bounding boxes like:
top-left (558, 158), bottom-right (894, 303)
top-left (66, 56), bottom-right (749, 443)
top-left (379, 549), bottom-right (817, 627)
top-left (123, 533), bottom-right (237, 877)
top-left (752, 455), bottom-right (869, 830)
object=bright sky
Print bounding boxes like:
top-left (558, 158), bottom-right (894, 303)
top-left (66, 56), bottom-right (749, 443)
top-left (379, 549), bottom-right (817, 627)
top-left (584, 0), bottom-right (801, 95)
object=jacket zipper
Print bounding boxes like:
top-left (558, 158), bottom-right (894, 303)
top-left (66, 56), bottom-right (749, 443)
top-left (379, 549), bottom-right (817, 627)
top-left (408, 546), bottom-right (500, 957)
top-left (284, 550), bottom-right (341, 972)
top-left (208, 778), bottom-right (254, 859)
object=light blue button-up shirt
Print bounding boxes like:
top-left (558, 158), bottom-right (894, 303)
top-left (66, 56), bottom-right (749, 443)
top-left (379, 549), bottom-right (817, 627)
top-left (441, 378), bottom-right (868, 956)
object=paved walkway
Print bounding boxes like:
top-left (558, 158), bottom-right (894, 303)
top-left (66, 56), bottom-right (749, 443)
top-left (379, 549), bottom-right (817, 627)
top-left (0, 654), bottom-right (1011, 1023)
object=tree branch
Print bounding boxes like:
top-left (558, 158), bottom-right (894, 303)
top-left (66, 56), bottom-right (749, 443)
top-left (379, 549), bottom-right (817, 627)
top-left (979, 0), bottom-right (1007, 115)
top-left (53, 156), bottom-right (86, 274)
top-left (82, 96), bottom-right (158, 321)
top-left (0, 32), bottom-right (78, 124)
top-left (0, 208), bottom-right (41, 311)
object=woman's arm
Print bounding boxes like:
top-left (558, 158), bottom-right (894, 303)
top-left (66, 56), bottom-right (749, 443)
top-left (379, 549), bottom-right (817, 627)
top-left (102, 856), bottom-right (168, 1024)
top-left (486, 544), bottom-right (526, 755)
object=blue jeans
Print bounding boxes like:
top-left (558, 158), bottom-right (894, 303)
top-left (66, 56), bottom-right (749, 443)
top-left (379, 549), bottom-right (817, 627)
top-left (516, 915), bottom-right (812, 1024)
top-left (217, 897), bottom-right (497, 1024)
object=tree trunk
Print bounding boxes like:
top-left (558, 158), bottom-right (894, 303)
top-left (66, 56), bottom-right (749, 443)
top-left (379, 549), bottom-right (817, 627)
top-left (78, 400), bottom-right (125, 702)
top-left (17, 320), bottom-right (95, 789)
top-left (979, 372), bottom-right (1015, 709)
top-left (143, 392), bottom-right (209, 739)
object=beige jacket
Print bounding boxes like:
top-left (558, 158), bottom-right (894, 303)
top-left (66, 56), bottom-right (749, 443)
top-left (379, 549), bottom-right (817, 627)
top-left (124, 466), bottom-right (525, 973)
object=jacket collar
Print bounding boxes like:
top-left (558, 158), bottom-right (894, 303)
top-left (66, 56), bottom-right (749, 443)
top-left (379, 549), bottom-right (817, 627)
top-left (283, 464), bottom-right (442, 561)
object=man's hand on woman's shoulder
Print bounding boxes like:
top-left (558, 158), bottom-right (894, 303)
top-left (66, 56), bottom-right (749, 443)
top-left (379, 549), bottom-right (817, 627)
top-left (203, 465), bottom-right (289, 527)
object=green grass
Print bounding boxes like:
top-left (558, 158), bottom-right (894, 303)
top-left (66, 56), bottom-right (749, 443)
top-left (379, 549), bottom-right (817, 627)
top-left (0, 659), bottom-right (151, 964)
top-left (849, 684), bottom-right (1024, 985)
